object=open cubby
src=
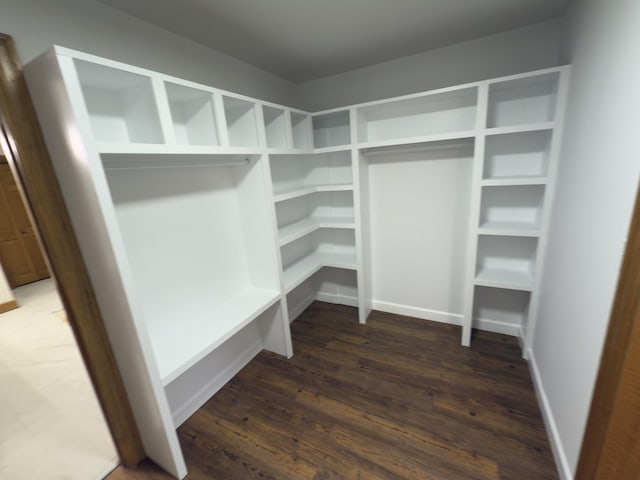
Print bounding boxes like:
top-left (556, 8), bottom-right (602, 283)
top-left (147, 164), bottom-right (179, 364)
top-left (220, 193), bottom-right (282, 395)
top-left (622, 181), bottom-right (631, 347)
top-left (473, 286), bottom-right (530, 331)
top-left (165, 82), bottom-right (219, 146)
top-left (484, 130), bottom-right (552, 180)
top-left (263, 106), bottom-right (288, 148)
top-left (223, 96), bottom-right (259, 147)
top-left (286, 267), bottom-right (358, 321)
top-left (291, 112), bottom-right (312, 149)
top-left (275, 191), bottom-right (355, 246)
top-left (475, 235), bottom-right (538, 290)
top-left (280, 229), bottom-right (357, 293)
top-left (356, 87), bottom-right (478, 143)
top-left (487, 72), bottom-right (559, 128)
top-left (103, 157), bottom-right (282, 383)
top-left (270, 151), bottom-right (353, 197)
top-left (479, 184), bottom-right (545, 233)
top-left (313, 110), bottom-right (351, 148)
top-left (74, 59), bottom-right (164, 144)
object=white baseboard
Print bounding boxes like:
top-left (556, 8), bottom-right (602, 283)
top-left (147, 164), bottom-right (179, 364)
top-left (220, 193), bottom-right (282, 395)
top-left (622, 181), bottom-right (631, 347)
top-left (171, 340), bottom-right (263, 427)
top-left (527, 347), bottom-right (573, 480)
top-left (288, 292), bottom-right (359, 322)
top-left (293, 295), bottom-right (522, 339)
top-left (315, 292), bottom-right (359, 307)
top-left (474, 317), bottom-right (522, 337)
top-left (372, 300), bottom-right (463, 326)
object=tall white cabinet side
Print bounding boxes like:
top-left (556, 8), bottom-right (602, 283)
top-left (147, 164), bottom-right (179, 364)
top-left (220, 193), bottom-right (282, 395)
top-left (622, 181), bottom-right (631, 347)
top-left (24, 50), bottom-right (187, 478)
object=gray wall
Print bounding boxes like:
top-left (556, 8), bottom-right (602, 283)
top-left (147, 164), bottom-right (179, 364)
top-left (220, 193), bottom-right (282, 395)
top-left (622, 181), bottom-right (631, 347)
top-left (294, 19), bottom-right (565, 112)
top-left (0, 0), bottom-right (295, 105)
top-left (532, 0), bottom-right (640, 478)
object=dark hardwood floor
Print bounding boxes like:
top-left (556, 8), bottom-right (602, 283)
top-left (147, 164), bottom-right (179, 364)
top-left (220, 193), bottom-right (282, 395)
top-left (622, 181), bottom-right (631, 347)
top-left (108, 302), bottom-right (557, 480)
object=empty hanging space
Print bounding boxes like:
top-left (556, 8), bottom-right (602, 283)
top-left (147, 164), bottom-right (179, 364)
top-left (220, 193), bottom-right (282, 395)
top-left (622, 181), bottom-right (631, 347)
top-left (223, 96), bottom-right (259, 147)
top-left (356, 87), bottom-right (478, 146)
top-left (478, 184), bottom-right (545, 235)
top-left (263, 106), bottom-right (289, 148)
top-left (484, 129), bottom-right (552, 181)
top-left (487, 72), bottom-right (560, 129)
top-left (165, 82), bottom-right (219, 146)
top-left (313, 110), bottom-right (351, 148)
top-left (276, 191), bottom-right (355, 246)
top-left (102, 154), bottom-right (285, 385)
top-left (291, 112), bottom-right (313, 149)
top-left (475, 236), bottom-right (538, 290)
top-left (270, 150), bottom-right (353, 201)
top-left (362, 139), bottom-right (473, 322)
top-left (286, 267), bottom-right (359, 321)
top-left (473, 286), bottom-right (531, 337)
top-left (73, 59), bottom-right (164, 145)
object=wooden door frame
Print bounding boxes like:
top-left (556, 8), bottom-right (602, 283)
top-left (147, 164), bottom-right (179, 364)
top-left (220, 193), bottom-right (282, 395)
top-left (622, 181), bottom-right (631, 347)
top-left (0, 33), bottom-right (145, 468)
top-left (576, 181), bottom-right (640, 478)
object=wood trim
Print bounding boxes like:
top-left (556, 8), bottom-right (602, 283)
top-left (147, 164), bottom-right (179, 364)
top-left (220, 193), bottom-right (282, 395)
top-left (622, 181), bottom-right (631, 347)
top-left (576, 182), bottom-right (640, 479)
top-left (0, 299), bottom-right (18, 314)
top-left (0, 34), bottom-right (145, 467)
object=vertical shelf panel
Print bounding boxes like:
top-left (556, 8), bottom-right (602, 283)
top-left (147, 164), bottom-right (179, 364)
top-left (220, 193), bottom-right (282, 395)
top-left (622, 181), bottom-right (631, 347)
top-left (74, 59), bottom-right (164, 144)
top-left (165, 82), bottom-right (219, 146)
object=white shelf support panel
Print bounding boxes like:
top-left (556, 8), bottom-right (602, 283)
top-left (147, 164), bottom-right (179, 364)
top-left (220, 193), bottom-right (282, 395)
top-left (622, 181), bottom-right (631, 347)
top-left (461, 84), bottom-right (489, 347)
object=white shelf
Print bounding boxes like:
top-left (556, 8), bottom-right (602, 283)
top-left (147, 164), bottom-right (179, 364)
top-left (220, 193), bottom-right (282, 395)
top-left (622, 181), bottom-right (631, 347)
top-left (478, 221), bottom-right (540, 237)
top-left (313, 145), bottom-right (353, 155)
top-left (95, 143), bottom-right (261, 156)
top-left (357, 87), bottom-right (477, 143)
top-left (273, 183), bottom-right (354, 203)
top-left (358, 130), bottom-right (476, 152)
top-left (279, 216), bottom-right (356, 246)
top-left (283, 252), bottom-right (357, 293)
top-left (155, 287), bottom-right (281, 385)
top-left (100, 152), bottom-right (256, 170)
top-left (475, 268), bottom-right (534, 291)
top-left (484, 122), bottom-right (555, 136)
top-left (266, 147), bottom-right (314, 155)
top-left (481, 177), bottom-right (548, 186)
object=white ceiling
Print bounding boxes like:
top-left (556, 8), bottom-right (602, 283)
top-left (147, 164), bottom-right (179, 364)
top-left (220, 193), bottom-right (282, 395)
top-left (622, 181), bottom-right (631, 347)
top-left (98, 0), bottom-right (570, 83)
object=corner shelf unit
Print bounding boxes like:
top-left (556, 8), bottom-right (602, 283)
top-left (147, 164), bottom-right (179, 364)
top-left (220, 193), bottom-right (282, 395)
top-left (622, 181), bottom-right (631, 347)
top-left (26, 45), bottom-right (570, 479)
top-left (463, 69), bottom-right (569, 347)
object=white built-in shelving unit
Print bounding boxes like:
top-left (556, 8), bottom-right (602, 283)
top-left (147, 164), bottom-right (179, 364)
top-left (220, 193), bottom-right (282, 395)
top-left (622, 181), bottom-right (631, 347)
top-left (25, 45), bottom-right (569, 479)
